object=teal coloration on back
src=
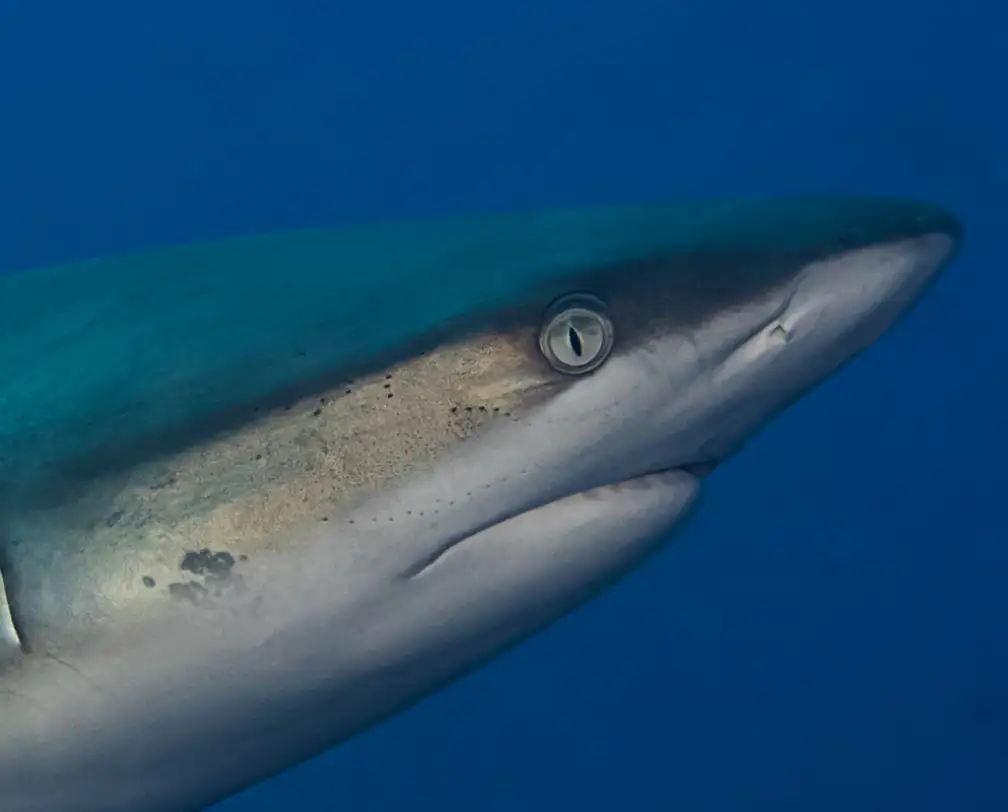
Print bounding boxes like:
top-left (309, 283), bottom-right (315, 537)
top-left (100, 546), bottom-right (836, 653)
top-left (0, 197), bottom-right (957, 501)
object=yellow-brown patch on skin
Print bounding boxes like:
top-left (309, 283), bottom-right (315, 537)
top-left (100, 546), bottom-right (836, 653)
top-left (5, 324), bottom-right (561, 637)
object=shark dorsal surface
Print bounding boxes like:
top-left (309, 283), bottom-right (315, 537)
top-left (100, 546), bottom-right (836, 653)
top-left (0, 197), bottom-right (949, 504)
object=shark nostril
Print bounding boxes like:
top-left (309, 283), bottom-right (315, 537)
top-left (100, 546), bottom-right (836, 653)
top-left (769, 322), bottom-right (791, 343)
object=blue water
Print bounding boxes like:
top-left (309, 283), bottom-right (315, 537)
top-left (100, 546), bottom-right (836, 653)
top-left (1, 1), bottom-right (1004, 810)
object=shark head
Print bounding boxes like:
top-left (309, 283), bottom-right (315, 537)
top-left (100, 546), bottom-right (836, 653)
top-left (0, 197), bottom-right (960, 811)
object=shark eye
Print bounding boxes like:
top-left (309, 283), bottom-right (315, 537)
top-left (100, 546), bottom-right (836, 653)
top-left (539, 293), bottom-right (614, 374)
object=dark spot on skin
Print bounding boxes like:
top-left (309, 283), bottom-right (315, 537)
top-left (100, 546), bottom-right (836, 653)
top-left (149, 473), bottom-right (177, 491)
top-left (312, 408), bottom-right (322, 416)
top-left (385, 373), bottom-right (392, 380)
top-left (142, 575), bottom-right (156, 588)
top-left (479, 406), bottom-right (487, 412)
top-left (255, 453), bottom-right (263, 460)
top-left (383, 383), bottom-right (391, 389)
top-left (345, 388), bottom-right (352, 395)
top-left (465, 407), bottom-right (472, 412)
top-left (450, 406), bottom-right (458, 413)
top-left (239, 554), bottom-right (248, 561)
top-left (206, 552), bottom-right (235, 579)
top-left (169, 548), bottom-right (248, 608)
top-left (105, 510), bottom-right (124, 528)
top-left (284, 405), bottom-right (291, 412)
top-left (348, 519), bottom-right (355, 524)
top-left (169, 581), bottom-right (209, 606)
top-left (387, 393), bottom-right (394, 399)
top-left (320, 397), bottom-right (327, 404)
top-left (180, 548), bottom-right (236, 580)
top-left (207, 573), bottom-right (247, 599)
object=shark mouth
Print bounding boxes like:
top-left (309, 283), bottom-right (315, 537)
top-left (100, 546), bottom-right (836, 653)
top-left (398, 463), bottom-right (709, 580)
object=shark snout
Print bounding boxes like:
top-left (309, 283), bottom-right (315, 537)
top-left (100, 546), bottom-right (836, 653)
top-left (778, 221), bottom-right (960, 365)
top-left (695, 204), bottom-right (961, 469)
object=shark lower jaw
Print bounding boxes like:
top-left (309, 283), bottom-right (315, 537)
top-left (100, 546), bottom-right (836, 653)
top-left (401, 465), bottom-right (701, 579)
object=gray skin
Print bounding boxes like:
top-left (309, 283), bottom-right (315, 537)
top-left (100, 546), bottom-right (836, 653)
top-left (0, 198), bottom-right (960, 811)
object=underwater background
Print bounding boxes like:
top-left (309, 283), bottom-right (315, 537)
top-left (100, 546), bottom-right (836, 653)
top-left (0, 1), bottom-right (1004, 810)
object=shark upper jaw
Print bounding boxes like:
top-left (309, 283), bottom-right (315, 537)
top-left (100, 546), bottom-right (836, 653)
top-left (402, 464), bottom-right (702, 578)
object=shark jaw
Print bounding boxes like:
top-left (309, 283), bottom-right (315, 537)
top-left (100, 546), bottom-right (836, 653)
top-left (0, 199), bottom-right (960, 812)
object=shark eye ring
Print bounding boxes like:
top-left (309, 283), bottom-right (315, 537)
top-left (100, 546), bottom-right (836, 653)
top-left (539, 293), bottom-right (614, 374)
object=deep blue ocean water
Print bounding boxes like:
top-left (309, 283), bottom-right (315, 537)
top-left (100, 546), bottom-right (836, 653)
top-left (1, 1), bottom-right (1005, 810)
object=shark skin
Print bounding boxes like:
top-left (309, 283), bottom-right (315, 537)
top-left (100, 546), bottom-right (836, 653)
top-left (0, 197), bottom-right (960, 811)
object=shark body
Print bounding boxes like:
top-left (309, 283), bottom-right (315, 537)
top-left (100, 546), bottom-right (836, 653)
top-left (0, 198), bottom-right (960, 811)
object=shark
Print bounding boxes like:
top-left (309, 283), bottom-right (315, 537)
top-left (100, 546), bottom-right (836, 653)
top-left (0, 197), bottom-right (960, 811)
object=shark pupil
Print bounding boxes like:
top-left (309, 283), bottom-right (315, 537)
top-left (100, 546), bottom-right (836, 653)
top-left (568, 326), bottom-right (583, 357)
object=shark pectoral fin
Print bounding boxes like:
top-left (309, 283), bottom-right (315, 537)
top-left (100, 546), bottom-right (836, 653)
top-left (0, 564), bottom-right (22, 659)
top-left (400, 470), bottom-right (701, 641)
